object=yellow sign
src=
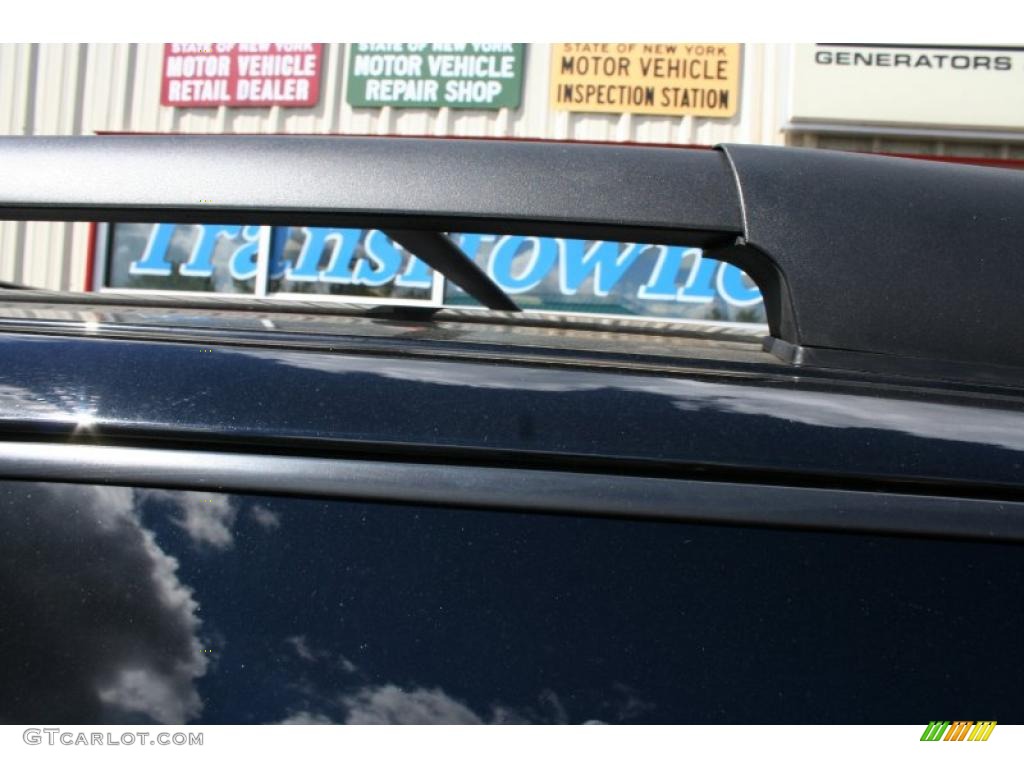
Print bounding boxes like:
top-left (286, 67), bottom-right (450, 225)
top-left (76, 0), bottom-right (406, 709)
top-left (550, 43), bottom-right (741, 118)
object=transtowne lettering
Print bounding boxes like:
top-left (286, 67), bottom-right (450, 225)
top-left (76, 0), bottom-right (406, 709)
top-left (127, 226), bottom-right (762, 307)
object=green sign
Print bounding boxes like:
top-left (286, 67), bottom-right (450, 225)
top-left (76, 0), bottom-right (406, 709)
top-left (346, 43), bottom-right (525, 109)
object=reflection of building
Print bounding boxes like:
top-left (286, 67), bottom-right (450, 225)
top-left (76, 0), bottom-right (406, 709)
top-left (1, 43), bottom-right (1021, 298)
top-left (98, 224), bottom-right (767, 324)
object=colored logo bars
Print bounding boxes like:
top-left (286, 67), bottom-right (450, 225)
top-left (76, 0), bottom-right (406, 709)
top-left (920, 721), bottom-right (997, 741)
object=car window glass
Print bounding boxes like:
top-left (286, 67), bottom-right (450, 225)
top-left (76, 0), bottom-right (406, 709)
top-left (1, 479), bottom-right (1020, 724)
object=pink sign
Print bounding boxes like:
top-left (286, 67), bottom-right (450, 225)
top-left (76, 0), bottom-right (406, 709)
top-left (161, 43), bottom-right (324, 108)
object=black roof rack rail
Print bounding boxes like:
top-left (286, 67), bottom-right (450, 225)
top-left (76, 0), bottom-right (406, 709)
top-left (0, 135), bottom-right (1021, 383)
top-left (714, 143), bottom-right (1024, 385)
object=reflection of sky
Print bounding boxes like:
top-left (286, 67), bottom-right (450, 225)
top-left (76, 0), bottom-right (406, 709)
top-left (226, 349), bottom-right (1024, 453)
top-left (3, 481), bottom-right (1022, 724)
top-left (0, 483), bottom-right (206, 723)
top-left (4, 340), bottom-right (1024, 494)
top-left (0, 484), bottom-right (649, 724)
top-left (5, 341), bottom-right (1024, 476)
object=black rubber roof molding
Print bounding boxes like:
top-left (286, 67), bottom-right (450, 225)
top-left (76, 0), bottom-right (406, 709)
top-left (0, 135), bottom-right (1021, 379)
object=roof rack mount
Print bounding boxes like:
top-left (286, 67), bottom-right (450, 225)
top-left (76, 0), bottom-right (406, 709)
top-left (1, 135), bottom-right (1022, 382)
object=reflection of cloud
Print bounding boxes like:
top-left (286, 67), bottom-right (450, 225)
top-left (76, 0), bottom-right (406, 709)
top-left (338, 685), bottom-right (581, 724)
top-left (98, 668), bottom-right (199, 724)
top-left (138, 489), bottom-right (237, 549)
top-left (0, 483), bottom-right (206, 723)
top-left (225, 347), bottom-right (1024, 454)
top-left (223, 349), bottom-right (603, 393)
top-left (0, 381), bottom-right (102, 421)
top-left (279, 711), bottom-right (334, 725)
top-left (276, 683), bottom-right (581, 724)
top-left (537, 689), bottom-right (567, 723)
top-left (342, 685), bottom-right (484, 725)
top-left (609, 683), bottom-right (655, 721)
top-left (632, 379), bottom-right (1024, 453)
top-left (285, 636), bottom-right (358, 674)
top-left (286, 635), bottom-right (320, 663)
top-left (250, 505), bottom-right (281, 529)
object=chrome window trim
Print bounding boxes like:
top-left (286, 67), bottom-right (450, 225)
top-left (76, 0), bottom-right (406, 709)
top-left (1, 441), bottom-right (1021, 542)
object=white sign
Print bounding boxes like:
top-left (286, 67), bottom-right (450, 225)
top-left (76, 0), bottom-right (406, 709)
top-left (788, 44), bottom-right (1024, 134)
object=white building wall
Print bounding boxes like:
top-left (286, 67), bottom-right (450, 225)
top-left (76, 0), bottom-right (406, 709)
top-left (0, 43), bottom-right (791, 291)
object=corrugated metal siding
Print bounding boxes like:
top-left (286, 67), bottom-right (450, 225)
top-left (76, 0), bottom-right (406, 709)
top-left (1, 43), bottom-right (789, 290)
top-left (0, 44), bottom-right (94, 290)
top-left (788, 131), bottom-right (1024, 160)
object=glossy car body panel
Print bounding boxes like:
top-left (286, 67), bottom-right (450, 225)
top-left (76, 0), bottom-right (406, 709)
top-left (0, 302), bottom-right (1022, 493)
top-left (1, 299), bottom-right (1023, 726)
